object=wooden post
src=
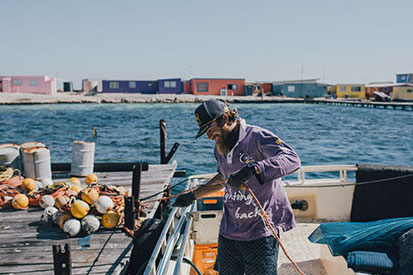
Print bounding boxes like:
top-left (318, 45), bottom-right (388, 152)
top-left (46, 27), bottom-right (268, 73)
top-left (160, 120), bottom-right (167, 164)
top-left (124, 196), bottom-right (135, 230)
top-left (132, 163), bottom-right (142, 200)
top-left (124, 163), bottom-right (142, 230)
top-left (165, 142), bottom-right (180, 164)
top-left (53, 243), bottom-right (72, 275)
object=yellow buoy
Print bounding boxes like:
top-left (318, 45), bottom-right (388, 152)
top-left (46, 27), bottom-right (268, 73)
top-left (69, 184), bottom-right (82, 194)
top-left (102, 211), bottom-right (120, 229)
top-left (81, 188), bottom-right (99, 205)
top-left (85, 174), bottom-right (98, 185)
top-left (12, 194), bottom-right (29, 210)
top-left (21, 178), bottom-right (35, 190)
top-left (69, 177), bottom-right (81, 186)
top-left (24, 180), bottom-right (37, 193)
top-left (70, 200), bottom-right (90, 219)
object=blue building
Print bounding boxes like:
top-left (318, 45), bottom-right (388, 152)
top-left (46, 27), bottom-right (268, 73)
top-left (396, 73), bottom-right (413, 84)
top-left (158, 78), bottom-right (183, 94)
top-left (102, 80), bottom-right (158, 94)
top-left (102, 78), bottom-right (184, 94)
top-left (272, 79), bottom-right (328, 98)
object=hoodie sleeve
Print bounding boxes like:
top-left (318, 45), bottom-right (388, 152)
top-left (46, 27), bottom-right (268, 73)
top-left (253, 129), bottom-right (301, 182)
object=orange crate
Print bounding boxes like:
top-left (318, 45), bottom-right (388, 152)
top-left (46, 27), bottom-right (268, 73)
top-left (190, 243), bottom-right (218, 275)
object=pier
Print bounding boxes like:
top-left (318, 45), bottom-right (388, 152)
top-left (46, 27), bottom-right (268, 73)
top-left (306, 99), bottom-right (413, 111)
top-left (0, 161), bottom-right (177, 274)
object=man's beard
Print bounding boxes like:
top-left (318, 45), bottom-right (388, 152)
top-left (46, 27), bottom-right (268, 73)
top-left (216, 126), bottom-right (238, 155)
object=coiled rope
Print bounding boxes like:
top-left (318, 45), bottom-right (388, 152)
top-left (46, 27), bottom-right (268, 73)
top-left (0, 166), bottom-right (18, 182)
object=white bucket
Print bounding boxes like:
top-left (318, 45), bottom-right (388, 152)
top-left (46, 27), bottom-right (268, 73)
top-left (71, 141), bottom-right (95, 176)
top-left (23, 147), bottom-right (52, 186)
top-left (0, 143), bottom-right (21, 170)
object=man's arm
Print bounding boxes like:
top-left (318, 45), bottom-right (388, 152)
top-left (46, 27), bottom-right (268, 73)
top-left (193, 173), bottom-right (225, 199)
top-left (173, 173), bottom-right (225, 207)
top-left (254, 130), bottom-right (301, 181)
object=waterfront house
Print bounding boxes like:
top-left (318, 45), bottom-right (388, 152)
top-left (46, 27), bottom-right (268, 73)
top-left (102, 80), bottom-right (158, 94)
top-left (392, 84), bottom-right (413, 101)
top-left (0, 76), bottom-right (57, 95)
top-left (183, 80), bottom-right (191, 94)
top-left (365, 82), bottom-right (394, 99)
top-left (158, 78), bottom-right (183, 94)
top-left (244, 82), bottom-right (258, 96)
top-left (272, 79), bottom-right (328, 98)
top-left (396, 73), bottom-right (413, 84)
top-left (332, 84), bottom-right (366, 99)
top-left (186, 78), bottom-right (245, 96)
top-left (365, 82), bottom-right (413, 101)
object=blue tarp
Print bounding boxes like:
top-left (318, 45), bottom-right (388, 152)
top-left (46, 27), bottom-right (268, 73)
top-left (347, 251), bottom-right (397, 274)
top-left (308, 217), bottom-right (413, 257)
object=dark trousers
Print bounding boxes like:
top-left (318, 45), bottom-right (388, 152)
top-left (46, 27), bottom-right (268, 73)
top-left (217, 234), bottom-right (279, 275)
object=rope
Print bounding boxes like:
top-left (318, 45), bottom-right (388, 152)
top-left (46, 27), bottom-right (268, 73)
top-left (0, 167), bottom-right (17, 182)
top-left (139, 176), bottom-right (211, 202)
top-left (243, 183), bottom-right (305, 275)
top-left (139, 179), bottom-right (304, 274)
top-left (284, 173), bottom-right (413, 188)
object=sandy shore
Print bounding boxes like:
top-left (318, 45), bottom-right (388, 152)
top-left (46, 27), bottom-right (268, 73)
top-left (0, 92), bottom-right (304, 105)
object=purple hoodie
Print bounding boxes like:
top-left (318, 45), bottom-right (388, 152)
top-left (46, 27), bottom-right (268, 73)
top-left (214, 119), bottom-right (300, 241)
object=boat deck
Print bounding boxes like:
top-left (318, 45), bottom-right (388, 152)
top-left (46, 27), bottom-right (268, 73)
top-left (0, 162), bottom-right (177, 275)
top-left (278, 222), bottom-right (357, 275)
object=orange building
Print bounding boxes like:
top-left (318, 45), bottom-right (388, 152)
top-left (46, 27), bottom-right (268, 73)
top-left (260, 83), bottom-right (272, 94)
top-left (187, 78), bottom-right (245, 96)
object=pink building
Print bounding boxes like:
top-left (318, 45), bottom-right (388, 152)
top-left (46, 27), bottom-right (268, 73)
top-left (0, 76), bottom-right (57, 95)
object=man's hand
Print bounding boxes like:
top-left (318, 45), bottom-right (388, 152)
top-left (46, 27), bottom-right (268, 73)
top-left (227, 165), bottom-right (256, 189)
top-left (173, 192), bottom-right (196, 207)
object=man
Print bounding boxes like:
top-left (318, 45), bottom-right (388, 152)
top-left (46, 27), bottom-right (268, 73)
top-left (174, 99), bottom-right (300, 275)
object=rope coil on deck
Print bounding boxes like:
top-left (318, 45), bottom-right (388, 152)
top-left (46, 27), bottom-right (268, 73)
top-left (0, 167), bottom-right (19, 182)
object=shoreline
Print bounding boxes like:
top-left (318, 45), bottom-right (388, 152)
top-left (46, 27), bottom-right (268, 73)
top-left (1, 93), bottom-right (412, 111)
top-left (0, 92), bottom-right (304, 105)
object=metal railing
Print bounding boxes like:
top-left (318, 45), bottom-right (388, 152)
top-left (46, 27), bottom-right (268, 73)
top-left (287, 165), bottom-right (358, 186)
top-left (143, 178), bottom-right (201, 275)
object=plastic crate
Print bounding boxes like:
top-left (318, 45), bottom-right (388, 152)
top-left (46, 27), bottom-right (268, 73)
top-left (196, 190), bottom-right (225, 211)
top-left (190, 243), bottom-right (218, 275)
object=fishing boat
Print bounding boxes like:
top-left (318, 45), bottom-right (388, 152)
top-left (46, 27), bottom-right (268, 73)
top-left (136, 163), bottom-right (413, 275)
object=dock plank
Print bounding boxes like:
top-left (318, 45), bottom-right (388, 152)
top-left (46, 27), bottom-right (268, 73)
top-left (0, 162), bottom-right (177, 274)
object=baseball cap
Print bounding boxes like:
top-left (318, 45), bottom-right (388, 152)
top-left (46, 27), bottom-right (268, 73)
top-left (194, 99), bottom-right (229, 139)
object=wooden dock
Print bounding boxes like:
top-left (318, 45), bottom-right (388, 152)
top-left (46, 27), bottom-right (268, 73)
top-left (0, 161), bottom-right (177, 275)
top-left (306, 98), bottom-right (413, 111)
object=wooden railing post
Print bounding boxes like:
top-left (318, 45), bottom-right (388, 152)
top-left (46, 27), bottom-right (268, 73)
top-left (53, 243), bottom-right (72, 275)
top-left (160, 120), bottom-right (167, 164)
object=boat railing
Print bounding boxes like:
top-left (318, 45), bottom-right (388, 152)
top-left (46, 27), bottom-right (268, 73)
top-left (143, 178), bottom-right (202, 275)
top-left (284, 164), bottom-right (358, 186)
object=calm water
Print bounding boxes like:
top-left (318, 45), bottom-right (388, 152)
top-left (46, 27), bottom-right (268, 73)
top-left (0, 103), bottom-right (412, 177)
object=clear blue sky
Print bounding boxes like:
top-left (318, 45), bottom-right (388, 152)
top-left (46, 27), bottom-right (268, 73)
top-left (1, 0), bottom-right (412, 88)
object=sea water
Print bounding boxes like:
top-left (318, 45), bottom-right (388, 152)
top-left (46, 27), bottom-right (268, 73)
top-left (0, 103), bottom-right (412, 180)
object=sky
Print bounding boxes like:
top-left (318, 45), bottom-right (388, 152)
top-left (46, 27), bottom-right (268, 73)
top-left (1, 0), bottom-right (412, 88)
